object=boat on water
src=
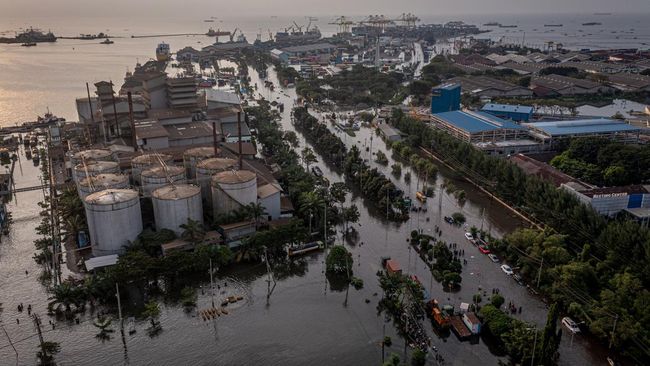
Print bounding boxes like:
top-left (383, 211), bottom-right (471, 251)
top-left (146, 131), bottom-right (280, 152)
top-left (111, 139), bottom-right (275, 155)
top-left (204, 19), bottom-right (215, 23)
top-left (0, 27), bottom-right (56, 44)
top-left (21, 42), bottom-right (37, 47)
top-left (544, 24), bottom-right (563, 27)
top-left (499, 24), bottom-right (518, 28)
top-left (582, 22), bottom-right (602, 26)
top-left (483, 22), bottom-right (500, 26)
top-left (287, 241), bottom-right (323, 257)
top-left (416, 191), bottom-right (427, 203)
top-left (311, 166), bottom-right (323, 177)
top-left (100, 38), bottom-right (114, 44)
top-left (206, 28), bottom-right (230, 37)
top-left (156, 42), bottom-right (170, 62)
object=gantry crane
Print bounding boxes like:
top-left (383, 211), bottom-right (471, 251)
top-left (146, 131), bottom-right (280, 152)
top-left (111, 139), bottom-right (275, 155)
top-left (329, 16), bottom-right (357, 34)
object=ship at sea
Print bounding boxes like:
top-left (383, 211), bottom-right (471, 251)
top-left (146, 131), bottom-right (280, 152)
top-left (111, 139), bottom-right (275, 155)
top-left (544, 24), bottom-right (564, 27)
top-left (156, 42), bottom-right (171, 62)
top-left (206, 28), bottom-right (231, 37)
top-left (483, 22), bottom-right (500, 26)
top-left (582, 22), bottom-right (603, 26)
top-left (274, 21), bottom-right (321, 44)
top-left (0, 27), bottom-right (57, 44)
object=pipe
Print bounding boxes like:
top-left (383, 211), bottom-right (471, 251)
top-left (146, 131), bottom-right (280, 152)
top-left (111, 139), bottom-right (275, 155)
top-left (127, 92), bottom-right (136, 150)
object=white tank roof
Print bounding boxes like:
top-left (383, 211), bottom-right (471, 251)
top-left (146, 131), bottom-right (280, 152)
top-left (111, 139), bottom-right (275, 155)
top-left (212, 169), bottom-right (256, 184)
top-left (197, 157), bottom-right (237, 171)
top-left (75, 161), bottom-right (119, 172)
top-left (152, 184), bottom-right (201, 200)
top-left (73, 149), bottom-right (112, 161)
top-left (184, 147), bottom-right (219, 159)
top-left (141, 165), bottom-right (185, 178)
top-left (132, 153), bottom-right (173, 165)
top-left (85, 189), bottom-right (139, 205)
top-left (79, 173), bottom-right (128, 188)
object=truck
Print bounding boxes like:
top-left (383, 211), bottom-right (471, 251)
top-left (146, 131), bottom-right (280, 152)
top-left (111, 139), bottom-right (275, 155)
top-left (462, 312), bottom-right (481, 335)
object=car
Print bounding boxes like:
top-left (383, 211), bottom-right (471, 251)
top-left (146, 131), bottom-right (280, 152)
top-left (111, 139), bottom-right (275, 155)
top-left (487, 254), bottom-right (500, 262)
top-left (512, 274), bottom-right (525, 286)
top-left (562, 317), bottom-right (581, 334)
top-left (500, 264), bottom-right (513, 275)
top-left (464, 232), bottom-right (475, 242)
top-left (478, 245), bottom-right (491, 254)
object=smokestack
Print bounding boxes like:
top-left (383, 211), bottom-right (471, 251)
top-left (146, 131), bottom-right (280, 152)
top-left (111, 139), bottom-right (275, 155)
top-left (237, 111), bottom-right (242, 170)
top-left (110, 80), bottom-right (120, 138)
top-left (212, 120), bottom-right (219, 157)
top-left (127, 92), bottom-right (136, 150)
top-left (86, 82), bottom-right (95, 123)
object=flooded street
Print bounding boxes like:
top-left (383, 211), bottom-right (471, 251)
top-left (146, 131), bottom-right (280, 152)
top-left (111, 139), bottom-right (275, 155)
top-left (0, 65), bottom-right (607, 366)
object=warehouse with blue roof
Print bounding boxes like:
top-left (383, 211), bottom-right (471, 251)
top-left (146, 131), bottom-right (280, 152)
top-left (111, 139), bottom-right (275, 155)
top-left (524, 119), bottom-right (641, 147)
top-left (481, 103), bottom-right (534, 122)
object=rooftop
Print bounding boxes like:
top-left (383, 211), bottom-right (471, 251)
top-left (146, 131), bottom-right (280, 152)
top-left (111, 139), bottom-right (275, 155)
top-left (85, 254), bottom-right (119, 271)
top-left (196, 157), bottom-right (237, 171)
top-left (281, 43), bottom-right (335, 53)
top-left (132, 153), bottom-right (173, 165)
top-left (204, 89), bottom-right (241, 105)
top-left (257, 183), bottom-right (282, 199)
top-left (135, 120), bottom-right (169, 139)
top-left (164, 122), bottom-right (214, 140)
top-left (84, 189), bottom-right (139, 205)
top-left (141, 165), bottom-right (185, 178)
top-left (482, 103), bottom-right (534, 115)
top-left (183, 146), bottom-right (218, 159)
top-left (433, 110), bottom-right (525, 133)
top-left (79, 173), bottom-right (128, 188)
top-left (434, 83), bottom-right (461, 91)
top-left (525, 119), bottom-right (640, 136)
top-left (152, 184), bottom-right (201, 200)
top-left (212, 169), bottom-right (256, 184)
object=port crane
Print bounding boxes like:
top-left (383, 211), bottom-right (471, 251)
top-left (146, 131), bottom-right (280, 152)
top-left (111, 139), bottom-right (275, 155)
top-left (395, 13), bottom-right (420, 28)
top-left (229, 28), bottom-right (239, 42)
top-left (329, 16), bottom-right (357, 34)
top-left (292, 21), bottom-right (303, 33)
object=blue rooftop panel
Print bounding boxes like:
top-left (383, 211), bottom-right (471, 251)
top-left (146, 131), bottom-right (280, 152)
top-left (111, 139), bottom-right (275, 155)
top-left (529, 119), bottom-right (640, 136)
top-left (482, 103), bottom-right (534, 114)
top-left (433, 110), bottom-right (525, 133)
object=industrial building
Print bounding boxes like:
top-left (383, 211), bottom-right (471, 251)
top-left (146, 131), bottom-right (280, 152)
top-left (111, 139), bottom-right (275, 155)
top-left (446, 76), bottom-right (533, 98)
top-left (530, 74), bottom-right (615, 96)
top-left (430, 83), bottom-right (461, 113)
top-left (378, 123), bottom-right (402, 142)
top-left (152, 184), bottom-right (203, 236)
top-left (562, 183), bottom-right (650, 217)
top-left (524, 119), bottom-right (641, 147)
top-left (481, 103), bottom-right (533, 122)
top-left (430, 110), bottom-right (539, 155)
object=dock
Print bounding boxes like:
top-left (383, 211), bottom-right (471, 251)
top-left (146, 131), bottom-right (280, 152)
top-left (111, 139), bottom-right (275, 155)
top-left (131, 33), bottom-right (206, 39)
top-left (449, 315), bottom-right (471, 339)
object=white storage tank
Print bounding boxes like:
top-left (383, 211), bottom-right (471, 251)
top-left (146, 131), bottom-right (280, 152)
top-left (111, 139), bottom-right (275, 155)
top-left (71, 149), bottom-right (113, 166)
top-left (84, 189), bottom-right (143, 256)
top-left (152, 184), bottom-right (203, 236)
top-left (141, 165), bottom-right (186, 197)
top-left (195, 158), bottom-right (237, 203)
top-left (78, 173), bottom-right (129, 199)
top-left (183, 147), bottom-right (219, 179)
top-left (74, 161), bottom-right (120, 182)
top-left (131, 153), bottom-right (173, 185)
top-left (211, 170), bottom-right (257, 217)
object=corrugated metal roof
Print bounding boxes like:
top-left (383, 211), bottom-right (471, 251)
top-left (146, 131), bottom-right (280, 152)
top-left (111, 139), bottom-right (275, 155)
top-left (482, 103), bottom-right (534, 115)
top-left (433, 110), bottom-right (525, 133)
top-left (527, 119), bottom-right (640, 136)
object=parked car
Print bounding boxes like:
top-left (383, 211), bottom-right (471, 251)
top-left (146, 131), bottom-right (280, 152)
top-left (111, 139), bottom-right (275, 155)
top-left (562, 317), bottom-right (581, 334)
top-left (478, 245), bottom-right (491, 254)
top-left (512, 273), bottom-right (525, 286)
top-left (464, 232), bottom-right (475, 241)
top-left (487, 254), bottom-right (500, 263)
top-left (500, 264), bottom-right (513, 275)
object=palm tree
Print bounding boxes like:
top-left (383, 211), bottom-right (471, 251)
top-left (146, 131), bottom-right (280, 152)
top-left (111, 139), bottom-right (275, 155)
top-left (48, 282), bottom-right (87, 315)
top-left (179, 218), bottom-right (205, 244)
top-left (301, 147), bottom-right (317, 171)
top-left (299, 191), bottom-right (325, 234)
top-left (245, 202), bottom-right (267, 228)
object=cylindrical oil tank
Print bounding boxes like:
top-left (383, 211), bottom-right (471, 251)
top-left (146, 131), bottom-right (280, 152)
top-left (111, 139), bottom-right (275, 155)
top-left (131, 153), bottom-right (173, 185)
top-left (211, 170), bottom-right (257, 217)
top-left (74, 161), bottom-right (120, 182)
top-left (71, 149), bottom-right (113, 166)
top-left (141, 165), bottom-right (186, 197)
top-left (152, 184), bottom-right (203, 236)
top-left (78, 173), bottom-right (129, 199)
top-left (84, 189), bottom-right (142, 256)
top-left (183, 147), bottom-right (219, 179)
top-left (195, 158), bottom-right (237, 204)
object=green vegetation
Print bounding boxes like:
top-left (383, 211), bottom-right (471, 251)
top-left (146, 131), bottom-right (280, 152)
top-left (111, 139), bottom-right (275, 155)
top-left (388, 108), bottom-right (650, 361)
top-left (326, 245), bottom-right (353, 275)
top-left (411, 232), bottom-right (462, 289)
top-left (296, 65), bottom-right (403, 106)
top-left (391, 163), bottom-right (402, 177)
top-left (550, 137), bottom-right (650, 186)
top-left (375, 150), bottom-right (388, 165)
top-left (275, 64), bottom-right (300, 85)
top-left (451, 212), bottom-right (466, 225)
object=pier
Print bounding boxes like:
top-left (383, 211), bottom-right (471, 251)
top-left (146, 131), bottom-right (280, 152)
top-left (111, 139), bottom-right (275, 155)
top-left (131, 33), bottom-right (207, 39)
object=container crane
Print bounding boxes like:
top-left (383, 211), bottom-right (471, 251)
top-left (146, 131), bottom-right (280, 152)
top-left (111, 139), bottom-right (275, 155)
top-left (329, 16), bottom-right (357, 34)
top-left (396, 13), bottom-right (420, 28)
top-left (292, 21), bottom-right (303, 33)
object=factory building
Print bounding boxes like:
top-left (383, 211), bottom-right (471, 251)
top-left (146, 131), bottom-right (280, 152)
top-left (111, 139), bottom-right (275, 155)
top-left (524, 119), bottom-right (641, 148)
top-left (562, 183), bottom-right (650, 217)
top-left (530, 74), bottom-right (615, 96)
top-left (430, 83), bottom-right (461, 113)
top-left (445, 76), bottom-right (533, 98)
top-left (481, 103), bottom-right (533, 122)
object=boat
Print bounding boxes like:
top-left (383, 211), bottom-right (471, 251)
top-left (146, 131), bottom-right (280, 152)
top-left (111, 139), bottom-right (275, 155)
top-left (0, 27), bottom-right (56, 44)
top-left (21, 42), bottom-right (37, 47)
top-left (582, 22), bottom-right (602, 26)
top-left (204, 19), bottom-right (215, 23)
top-left (416, 191), bottom-right (427, 202)
top-left (499, 24), bottom-right (518, 28)
top-left (483, 22), bottom-right (500, 26)
top-left (206, 28), bottom-right (230, 37)
top-left (127, 317), bottom-right (136, 335)
top-left (544, 24), bottom-right (563, 27)
top-left (311, 166), bottom-right (323, 177)
top-left (156, 42), bottom-right (170, 62)
top-left (288, 241), bottom-right (323, 257)
top-left (100, 38), bottom-right (114, 44)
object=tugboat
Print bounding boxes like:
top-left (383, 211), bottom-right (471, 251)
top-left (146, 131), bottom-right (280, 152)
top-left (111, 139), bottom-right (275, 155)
top-left (100, 38), bottom-right (114, 44)
top-left (21, 42), bottom-right (37, 47)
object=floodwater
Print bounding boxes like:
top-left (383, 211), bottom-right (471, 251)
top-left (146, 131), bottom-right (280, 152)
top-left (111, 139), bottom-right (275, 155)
top-left (0, 69), bottom-right (611, 366)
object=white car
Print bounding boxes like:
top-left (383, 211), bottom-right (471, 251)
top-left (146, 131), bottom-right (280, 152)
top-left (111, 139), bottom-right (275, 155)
top-left (500, 264), bottom-right (513, 275)
top-left (488, 254), bottom-right (500, 263)
top-left (562, 317), bottom-right (581, 334)
top-left (464, 232), bottom-right (475, 241)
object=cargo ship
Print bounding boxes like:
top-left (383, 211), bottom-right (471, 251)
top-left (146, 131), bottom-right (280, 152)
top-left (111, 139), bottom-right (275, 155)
top-left (0, 27), bottom-right (57, 44)
top-left (582, 22), bottom-right (602, 26)
top-left (206, 28), bottom-right (230, 37)
top-left (156, 42), bottom-right (170, 62)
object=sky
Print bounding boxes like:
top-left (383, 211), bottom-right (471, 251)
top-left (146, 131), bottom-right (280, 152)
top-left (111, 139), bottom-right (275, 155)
top-left (1, 0), bottom-right (649, 18)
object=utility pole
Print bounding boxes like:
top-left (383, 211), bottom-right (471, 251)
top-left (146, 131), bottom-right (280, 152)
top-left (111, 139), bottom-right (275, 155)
top-left (1, 321), bottom-right (18, 365)
top-left (116, 282), bottom-right (124, 331)
top-left (536, 258), bottom-right (544, 289)
top-left (530, 324), bottom-right (537, 366)
top-left (609, 315), bottom-right (618, 349)
top-left (32, 315), bottom-right (46, 362)
top-left (209, 258), bottom-right (215, 308)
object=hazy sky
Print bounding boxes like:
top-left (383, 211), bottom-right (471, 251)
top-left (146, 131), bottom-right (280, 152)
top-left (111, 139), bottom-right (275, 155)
top-left (1, 0), bottom-right (649, 18)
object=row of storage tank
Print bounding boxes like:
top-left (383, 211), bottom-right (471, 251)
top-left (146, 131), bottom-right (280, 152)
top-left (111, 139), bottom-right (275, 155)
top-left (72, 147), bottom-right (260, 257)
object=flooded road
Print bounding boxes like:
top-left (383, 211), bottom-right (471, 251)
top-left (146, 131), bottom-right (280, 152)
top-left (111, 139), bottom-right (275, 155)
top-left (0, 66), bottom-right (607, 366)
